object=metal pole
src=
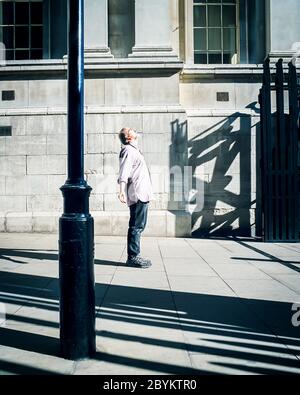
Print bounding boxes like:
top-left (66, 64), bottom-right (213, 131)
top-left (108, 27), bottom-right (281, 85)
top-left (59, 0), bottom-right (95, 360)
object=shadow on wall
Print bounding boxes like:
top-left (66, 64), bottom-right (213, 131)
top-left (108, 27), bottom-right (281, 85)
top-left (169, 103), bottom-right (262, 238)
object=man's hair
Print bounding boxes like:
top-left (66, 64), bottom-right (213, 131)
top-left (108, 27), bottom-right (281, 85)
top-left (119, 127), bottom-right (133, 145)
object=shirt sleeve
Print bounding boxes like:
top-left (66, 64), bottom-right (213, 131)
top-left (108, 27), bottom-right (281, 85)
top-left (117, 148), bottom-right (135, 184)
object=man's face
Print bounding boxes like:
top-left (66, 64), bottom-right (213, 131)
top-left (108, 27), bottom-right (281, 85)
top-left (127, 129), bottom-right (138, 142)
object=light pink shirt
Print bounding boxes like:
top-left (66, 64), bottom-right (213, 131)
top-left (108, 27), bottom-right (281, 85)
top-left (118, 143), bottom-right (153, 206)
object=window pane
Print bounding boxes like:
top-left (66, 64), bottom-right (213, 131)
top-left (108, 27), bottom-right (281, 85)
top-left (194, 29), bottom-right (207, 51)
top-left (223, 28), bottom-right (236, 51)
top-left (208, 28), bottom-right (221, 50)
top-left (15, 26), bottom-right (29, 48)
top-left (194, 53), bottom-right (207, 64)
top-left (194, 5), bottom-right (206, 27)
top-left (223, 5), bottom-right (236, 28)
top-left (1, 2), bottom-right (14, 25)
top-left (208, 5), bottom-right (221, 27)
top-left (31, 26), bottom-right (43, 48)
top-left (30, 2), bottom-right (43, 24)
top-left (1, 26), bottom-right (14, 49)
top-left (223, 53), bottom-right (233, 64)
top-left (15, 2), bottom-right (29, 25)
top-left (30, 49), bottom-right (43, 59)
top-left (5, 49), bottom-right (14, 60)
top-left (15, 49), bottom-right (29, 59)
top-left (208, 53), bottom-right (222, 64)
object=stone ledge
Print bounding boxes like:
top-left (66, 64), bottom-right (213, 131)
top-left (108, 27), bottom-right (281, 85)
top-left (0, 210), bottom-right (192, 237)
top-left (0, 105), bottom-right (186, 117)
top-left (0, 58), bottom-right (184, 76)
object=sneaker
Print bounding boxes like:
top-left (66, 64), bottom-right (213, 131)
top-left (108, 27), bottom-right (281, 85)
top-left (126, 255), bottom-right (152, 268)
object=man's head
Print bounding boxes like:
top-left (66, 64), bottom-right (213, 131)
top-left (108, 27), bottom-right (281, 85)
top-left (118, 127), bottom-right (138, 145)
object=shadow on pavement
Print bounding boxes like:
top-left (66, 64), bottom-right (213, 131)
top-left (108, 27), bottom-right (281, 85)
top-left (0, 267), bottom-right (300, 375)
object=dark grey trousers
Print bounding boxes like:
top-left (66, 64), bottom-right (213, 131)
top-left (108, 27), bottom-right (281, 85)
top-left (127, 200), bottom-right (149, 258)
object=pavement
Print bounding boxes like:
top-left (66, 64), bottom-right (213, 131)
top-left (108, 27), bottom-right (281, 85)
top-left (0, 233), bottom-right (300, 375)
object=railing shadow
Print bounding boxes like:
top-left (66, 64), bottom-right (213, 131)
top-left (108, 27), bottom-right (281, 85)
top-left (1, 267), bottom-right (300, 375)
top-left (170, 103), bottom-right (262, 238)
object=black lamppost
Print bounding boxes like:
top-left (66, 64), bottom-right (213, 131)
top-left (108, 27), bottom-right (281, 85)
top-left (59, 0), bottom-right (95, 360)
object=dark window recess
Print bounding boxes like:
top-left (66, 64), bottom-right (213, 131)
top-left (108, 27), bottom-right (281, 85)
top-left (217, 92), bottom-right (229, 102)
top-left (0, 126), bottom-right (12, 136)
top-left (2, 91), bottom-right (15, 101)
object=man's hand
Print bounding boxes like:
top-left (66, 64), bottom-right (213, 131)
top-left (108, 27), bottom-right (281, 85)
top-left (118, 182), bottom-right (127, 204)
top-left (118, 191), bottom-right (127, 204)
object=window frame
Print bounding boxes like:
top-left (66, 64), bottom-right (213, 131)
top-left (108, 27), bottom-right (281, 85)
top-left (185, 0), bottom-right (241, 66)
top-left (0, 0), bottom-right (45, 61)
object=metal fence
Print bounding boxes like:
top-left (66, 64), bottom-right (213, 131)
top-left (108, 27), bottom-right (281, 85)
top-left (259, 58), bottom-right (300, 242)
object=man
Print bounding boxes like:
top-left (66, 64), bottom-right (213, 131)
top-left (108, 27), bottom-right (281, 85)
top-left (117, 127), bottom-right (153, 268)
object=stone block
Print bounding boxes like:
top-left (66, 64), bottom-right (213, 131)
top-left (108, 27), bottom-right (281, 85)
top-left (142, 75), bottom-right (179, 105)
top-left (0, 156), bottom-right (26, 176)
top-left (103, 134), bottom-right (121, 153)
top-left (111, 212), bottom-right (129, 236)
top-left (32, 212), bottom-right (59, 233)
top-left (186, 81), bottom-right (237, 110)
top-left (150, 172), bottom-right (165, 193)
top-left (0, 137), bottom-right (5, 155)
top-left (27, 195), bottom-right (63, 212)
top-left (46, 134), bottom-right (67, 155)
top-left (84, 154), bottom-right (103, 174)
top-left (5, 176), bottom-right (26, 195)
top-left (6, 212), bottom-right (33, 232)
top-left (103, 153), bottom-right (119, 174)
top-left (142, 113), bottom-right (174, 134)
top-left (85, 79), bottom-right (105, 106)
top-left (0, 80), bottom-right (29, 109)
top-left (166, 211), bottom-right (191, 237)
top-left (28, 79), bottom-right (67, 107)
top-left (0, 213), bottom-right (5, 232)
top-left (87, 134), bottom-right (103, 154)
top-left (103, 113), bottom-right (143, 134)
top-left (105, 78), bottom-right (142, 106)
top-left (89, 194), bottom-right (104, 211)
top-left (85, 114), bottom-right (104, 134)
top-left (87, 174), bottom-right (118, 194)
top-left (26, 155), bottom-right (67, 175)
top-left (27, 175), bottom-right (49, 195)
top-left (0, 196), bottom-right (26, 213)
top-left (0, 176), bottom-right (5, 195)
top-left (48, 175), bottom-right (67, 195)
top-left (143, 152), bottom-right (169, 168)
top-left (5, 136), bottom-right (47, 156)
top-left (235, 82), bottom-right (262, 109)
top-left (142, 133), bottom-right (171, 153)
top-left (143, 211), bottom-right (167, 237)
top-left (93, 212), bottom-right (112, 235)
top-left (0, 116), bottom-right (26, 136)
top-left (27, 115), bottom-right (67, 135)
top-left (104, 194), bottom-right (128, 211)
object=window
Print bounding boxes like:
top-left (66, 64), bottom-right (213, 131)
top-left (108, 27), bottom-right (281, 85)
top-left (193, 0), bottom-right (238, 64)
top-left (108, 0), bottom-right (135, 58)
top-left (0, 0), bottom-right (43, 60)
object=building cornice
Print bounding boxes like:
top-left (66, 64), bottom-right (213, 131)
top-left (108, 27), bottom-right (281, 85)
top-left (0, 58), bottom-right (184, 77)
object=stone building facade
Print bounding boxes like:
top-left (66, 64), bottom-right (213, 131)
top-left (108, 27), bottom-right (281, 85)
top-left (0, 0), bottom-right (299, 237)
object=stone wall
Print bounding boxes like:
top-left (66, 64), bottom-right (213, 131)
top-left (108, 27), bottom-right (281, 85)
top-left (0, 71), bottom-right (193, 236)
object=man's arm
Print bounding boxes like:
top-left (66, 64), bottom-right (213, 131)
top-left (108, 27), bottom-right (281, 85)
top-left (117, 148), bottom-right (134, 204)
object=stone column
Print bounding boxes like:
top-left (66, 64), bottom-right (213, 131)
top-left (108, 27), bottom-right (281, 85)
top-left (130, 0), bottom-right (177, 59)
top-left (84, 0), bottom-right (113, 58)
top-left (266, 0), bottom-right (300, 62)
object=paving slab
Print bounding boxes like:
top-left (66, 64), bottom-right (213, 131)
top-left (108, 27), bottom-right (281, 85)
top-left (0, 233), bottom-right (300, 375)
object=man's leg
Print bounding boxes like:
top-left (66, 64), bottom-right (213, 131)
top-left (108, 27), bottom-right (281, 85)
top-left (127, 201), bottom-right (150, 266)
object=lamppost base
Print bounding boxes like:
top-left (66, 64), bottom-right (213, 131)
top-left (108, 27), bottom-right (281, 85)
top-left (59, 198), bottom-right (95, 360)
